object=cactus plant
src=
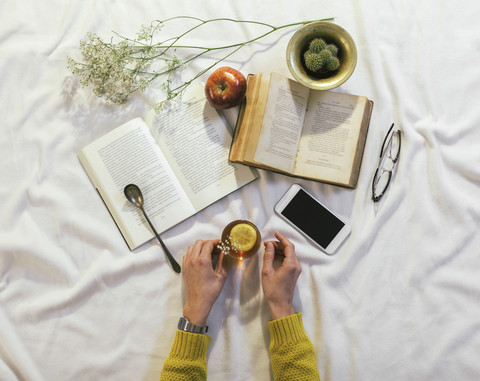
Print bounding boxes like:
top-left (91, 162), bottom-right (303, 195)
top-left (325, 56), bottom-right (340, 71)
top-left (309, 38), bottom-right (326, 53)
top-left (326, 43), bottom-right (338, 56)
top-left (303, 51), bottom-right (324, 72)
top-left (303, 38), bottom-right (340, 73)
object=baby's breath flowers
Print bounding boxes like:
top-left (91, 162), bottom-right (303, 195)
top-left (217, 235), bottom-right (240, 257)
top-left (68, 16), bottom-right (333, 110)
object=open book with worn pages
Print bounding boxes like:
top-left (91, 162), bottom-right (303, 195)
top-left (229, 72), bottom-right (373, 188)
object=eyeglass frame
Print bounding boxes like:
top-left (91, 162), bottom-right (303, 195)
top-left (371, 123), bottom-right (401, 202)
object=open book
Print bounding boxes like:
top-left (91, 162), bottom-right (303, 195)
top-left (229, 72), bottom-right (373, 188)
top-left (79, 84), bottom-right (258, 250)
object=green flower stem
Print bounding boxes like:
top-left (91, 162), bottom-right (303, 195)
top-left (144, 17), bottom-right (333, 54)
top-left (68, 16), bottom-right (334, 109)
top-left (131, 17), bottom-right (333, 95)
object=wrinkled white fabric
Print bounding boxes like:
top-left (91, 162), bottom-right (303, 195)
top-left (1, 0), bottom-right (480, 380)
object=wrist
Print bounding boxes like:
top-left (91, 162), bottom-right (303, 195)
top-left (268, 303), bottom-right (295, 320)
top-left (183, 303), bottom-right (210, 326)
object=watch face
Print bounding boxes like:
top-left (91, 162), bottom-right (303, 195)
top-left (178, 317), bottom-right (187, 330)
top-left (178, 317), bottom-right (208, 334)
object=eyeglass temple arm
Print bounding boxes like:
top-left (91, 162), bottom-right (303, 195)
top-left (379, 123), bottom-right (395, 158)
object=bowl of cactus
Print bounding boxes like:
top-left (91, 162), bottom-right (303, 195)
top-left (286, 21), bottom-right (357, 90)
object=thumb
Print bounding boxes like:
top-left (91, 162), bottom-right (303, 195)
top-left (262, 241), bottom-right (275, 274)
top-left (215, 250), bottom-right (226, 276)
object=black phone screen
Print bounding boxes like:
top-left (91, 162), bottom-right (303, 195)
top-left (280, 189), bottom-right (345, 248)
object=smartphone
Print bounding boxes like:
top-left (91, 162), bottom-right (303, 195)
top-left (274, 184), bottom-right (351, 255)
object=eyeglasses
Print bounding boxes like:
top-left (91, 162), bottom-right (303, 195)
top-left (372, 123), bottom-right (401, 202)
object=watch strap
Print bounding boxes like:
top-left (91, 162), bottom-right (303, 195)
top-left (178, 316), bottom-right (208, 334)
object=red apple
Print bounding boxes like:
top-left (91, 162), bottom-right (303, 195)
top-left (205, 66), bottom-right (247, 109)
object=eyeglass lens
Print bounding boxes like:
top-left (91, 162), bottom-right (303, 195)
top-left (380, 129), bottom-right (400, 171)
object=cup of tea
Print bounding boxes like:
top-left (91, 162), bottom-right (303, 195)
top-left (219, 220), bottom-right (261, 260)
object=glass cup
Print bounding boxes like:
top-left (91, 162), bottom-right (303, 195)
top-left (219, 220), bottom-right (261, 260)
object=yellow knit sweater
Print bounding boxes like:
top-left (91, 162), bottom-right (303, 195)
top-left (160, 313), bottom-right (320, 380)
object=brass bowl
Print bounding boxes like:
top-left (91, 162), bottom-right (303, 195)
top-left (286, 21), bottom-right (357, 90)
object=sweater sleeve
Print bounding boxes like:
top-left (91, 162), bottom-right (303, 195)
top-left (267, 312), bottom-right (321, 381)
top-left (160, 330), bottom-right (211, 381)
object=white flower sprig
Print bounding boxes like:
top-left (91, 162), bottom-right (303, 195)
top-left (217, 235), bottom-right (241, 256)
top-left (67, 16), bottom-right (333, 110)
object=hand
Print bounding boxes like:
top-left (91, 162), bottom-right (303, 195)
top-left (182, 239), bottom-right (227, 327)
top-left (261, 232), bottom-right (302, 320)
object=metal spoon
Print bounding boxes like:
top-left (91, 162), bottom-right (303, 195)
top-left (124, 184), bottom-right (181, 273)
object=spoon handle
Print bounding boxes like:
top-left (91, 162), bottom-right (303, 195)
top-left (141, 209), bottom-right (181, 273)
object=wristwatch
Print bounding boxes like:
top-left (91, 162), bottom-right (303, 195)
top-left (178, 316), bottom-right (208, 334)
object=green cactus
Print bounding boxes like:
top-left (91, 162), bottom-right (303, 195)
top-left (326, 44), bottom-right (338, 56)
top-left (303, 38), bottom-right (340, 73)
top-left (325, 56), bottom-right (340, 71)
top-left (309, 38), bottom-right (326, 53)
top-left (319, 49), bottom-right (332, 61)
top-left (304, 51), bottom-right (324, 72)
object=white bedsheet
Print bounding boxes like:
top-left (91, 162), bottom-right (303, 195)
top-left (2, 0), bottom-right (480, 380)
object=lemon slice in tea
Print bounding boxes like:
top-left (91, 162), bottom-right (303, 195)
top-left (229, 223), bottom-right (258, 252)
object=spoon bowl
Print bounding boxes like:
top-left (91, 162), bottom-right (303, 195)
top-left (124, 183), bottom-right (144, 208)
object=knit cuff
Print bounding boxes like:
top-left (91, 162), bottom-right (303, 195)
top-left (169, 330), bottom-right (212, 360)
top-left (267, 312), bottom-right (309, 347)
